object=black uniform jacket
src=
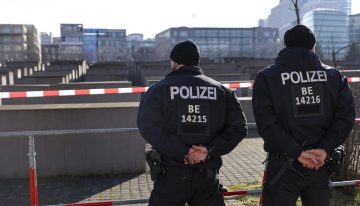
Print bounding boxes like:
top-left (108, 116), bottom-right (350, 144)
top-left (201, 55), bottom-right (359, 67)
top-left (252, 48), bottom-right (355, 159)
top-left (137, 66), bottom-right (248, 169)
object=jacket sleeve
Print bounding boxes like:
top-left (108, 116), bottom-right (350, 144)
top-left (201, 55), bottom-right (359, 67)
top-left (137, 86), bottom-right (189, 161)
top-left (252, 72), bottom-right (303, 159)
top-left (318, 76), bottom-right (355, 154)
top-left (206, 89), bottom-right (248, 158)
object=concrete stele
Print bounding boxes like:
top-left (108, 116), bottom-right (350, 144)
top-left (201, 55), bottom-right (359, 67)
top-left (24, 68), bottom-right (28, 76)
top-left (8, 72), bottom-right (14, 85)
top-left (17, 69), bottom-right (22, 79)
top-left (1, 75), bottom-right (7, 86)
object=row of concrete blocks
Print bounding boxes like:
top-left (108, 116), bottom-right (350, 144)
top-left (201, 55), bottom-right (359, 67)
top-left (0, 62), bottom-right (89, 85)
top-left (0, 64), bottom-right (46, 86)
top-left (0, 99), bottom-right (255, 179)
top-left (58, 63), bottom-right (89, 84)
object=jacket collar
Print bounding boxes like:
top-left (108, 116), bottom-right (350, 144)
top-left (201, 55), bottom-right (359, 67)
top-left (166, 65), bottom-right (204, 78)
top-left (275, 48), bottom-right (322, 70)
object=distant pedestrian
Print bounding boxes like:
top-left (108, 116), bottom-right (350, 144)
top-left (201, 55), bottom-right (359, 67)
top-left (138, 40), bottom-right (248, 206)
top-left (252, 25), bottom-right (355, 206)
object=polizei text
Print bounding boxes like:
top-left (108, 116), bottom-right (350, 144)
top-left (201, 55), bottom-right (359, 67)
top-left (170, 86), bottom-right (217, 100)
top-left (281, 71), bottom-right (327, 85)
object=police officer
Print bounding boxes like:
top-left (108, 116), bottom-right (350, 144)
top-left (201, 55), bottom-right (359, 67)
top-left (252, 25), bottom-right (355, 206)
top-left (137, 40), bottom-right (248, 206)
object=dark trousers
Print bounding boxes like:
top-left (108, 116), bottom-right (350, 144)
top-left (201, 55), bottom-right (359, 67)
top-left (262, 157), bottom-right (330, 206)
top-left (148, 167), bottom-right (225, 206)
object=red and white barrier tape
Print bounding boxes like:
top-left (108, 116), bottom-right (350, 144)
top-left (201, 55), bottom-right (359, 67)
top-left (221, 82), bottom-right (254, 89)
top-left (0, 83), bottom-right (253, 99)
top-left (0, 87), bottom-right (149, 99)
top-left (1, 76), bottom-right (359, 99)
top-left (48, 199), bottom-right (146, 206)
top-left (54, 202), bottom-right (113, 206)
top-left (223, 189), bottom-right (262, 197)
top-left (348, 77), bottom-right (360, 83)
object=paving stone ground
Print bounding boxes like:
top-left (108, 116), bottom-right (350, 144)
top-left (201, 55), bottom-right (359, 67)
top-left (0, 138), bottom-right (265, 206)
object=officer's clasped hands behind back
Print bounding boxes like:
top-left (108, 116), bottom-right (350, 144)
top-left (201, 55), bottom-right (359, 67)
top-left (185, 145), bottom-right (209, 165)
top-left (298, 148), bottom-right (326, 170)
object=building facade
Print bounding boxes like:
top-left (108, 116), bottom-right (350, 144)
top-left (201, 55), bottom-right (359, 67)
top-left (264, 0), bottom-right (352, 37)
top-left (83, 28), bottom-right (104, 64)
top-left (59, 24), bottom-right (83, 61)
top-left (0, 24), bottom-right (41, 64)
top-left (155, 27), bottom-right (279, 61)
top-left (96, 29), bottom-right (128, 62)
top-left (41, 25), bottom-right (129, 63)
top-left (302, 9), bottom-right (349, 59)
top-left (302, 0), bottom-right (351, 15)
top-left (41, 44), bottom-right (60, 63)
top-left (41, 32), bottom-right (60, 63)
top-left (127, 33), bottom-right (156, 61)
top-left (350, 13), bottom-right (360, 43)
top-left (41, 32), bottom-right (52, 45)
top-left (265, 0), bottom-right (300, 36)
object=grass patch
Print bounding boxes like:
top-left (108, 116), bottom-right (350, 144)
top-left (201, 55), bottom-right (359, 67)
top-left (225, 182), bottom-right (360, 206)
top-left (226, 182), bottom-right (268, 206)
top-left (330, 187), bottom-right (360, 206)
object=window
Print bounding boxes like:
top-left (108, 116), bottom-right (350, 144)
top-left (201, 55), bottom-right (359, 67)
top-left (13, 26), bottom-right (22, 33)
top-left (2, 36), bottom-right (10, 42)
top-left (1, 26), bottom-right (10, 33)
top-left (208, 30), bottom-right (218, 37)
top-left (180, 31), bottom-right (188, 37)
top-left (13, 45), bottom-right (22, 51)
top-left (231, 30), bottom-right (240, 37)
top-left (14, 36), bottom-right (22, 43)
top-left (3, 45), bottom-right (11, 51)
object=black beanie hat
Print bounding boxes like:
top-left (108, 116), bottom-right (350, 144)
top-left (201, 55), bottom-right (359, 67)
top-left (170, 40), bottom-right (200, 66)
top-left (284, 25), bottom-right (316, 50)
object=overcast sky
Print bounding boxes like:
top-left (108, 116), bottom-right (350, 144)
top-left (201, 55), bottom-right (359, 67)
top-left (1, 0), bottom-right (359, 39)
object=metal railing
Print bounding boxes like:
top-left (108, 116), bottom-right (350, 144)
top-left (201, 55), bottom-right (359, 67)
top-left (45, 179), bottom-right (360, 206)
top-left (0, 128), bottom-right (139, 206)
top-left (0, 121), bottom-right (358, 206)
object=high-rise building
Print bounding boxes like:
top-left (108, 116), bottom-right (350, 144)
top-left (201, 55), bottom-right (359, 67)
top-left (83, 28), bottom-right (105, 64)
top-left (0, 24), bottom-right (41, 64)
top-left (59, 24), bottom-right (83, 61)
top-left (41, 32), bottom-right (60, 63)
top-left (41, 32), bottom-right (52, 45)
top-left (266, 0), bottom-right (301, 33)
top-left (83, 28), bottom-right (128, 63)
top-left (302, 9), bottom-right (349, 59)
top-left (41, 25), bottom-right (129, 63)
top-left (96, 29), bottom-right (128, 62)
top-left (264, 0), bottom-right (352, 38)
top-left (41, 44), bottom-right (60, 63)
top-left (350, 13), bottom-right (360, 43)
top-left (127, 34), bottom-right (155, 61)
top-left (155, 27), bottom-right (279, 61)
top-left (302, 0), bottom-right (351, 15)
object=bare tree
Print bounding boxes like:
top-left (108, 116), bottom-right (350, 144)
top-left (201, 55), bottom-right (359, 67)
top-left (331, 40), bottom-right (360, 68)
top-left (291, 0), bottom-right (301, 25)
top-left (315, 42), bottom-right (325, 61)
top-left (345, 43), bottom-right (360, 63)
